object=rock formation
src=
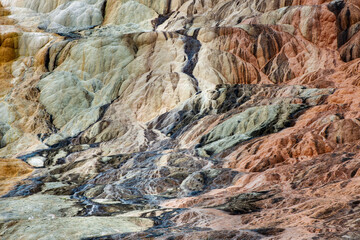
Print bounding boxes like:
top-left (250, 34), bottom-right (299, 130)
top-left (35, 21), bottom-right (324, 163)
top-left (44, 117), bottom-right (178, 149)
top-left (0, 0), bottom-right (360, 239)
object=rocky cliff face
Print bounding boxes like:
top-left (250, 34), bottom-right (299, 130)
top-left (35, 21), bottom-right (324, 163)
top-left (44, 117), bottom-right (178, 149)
top-left (0, 0), bottom-right (360, 239)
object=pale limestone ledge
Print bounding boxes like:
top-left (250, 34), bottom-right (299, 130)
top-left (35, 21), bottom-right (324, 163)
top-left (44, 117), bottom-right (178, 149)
top-left (0, 194), bottom-right (154, 240)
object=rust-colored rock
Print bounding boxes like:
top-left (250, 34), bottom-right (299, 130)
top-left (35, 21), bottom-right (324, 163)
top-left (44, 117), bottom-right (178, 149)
top-left (0, 158), bottom-right (33, 196)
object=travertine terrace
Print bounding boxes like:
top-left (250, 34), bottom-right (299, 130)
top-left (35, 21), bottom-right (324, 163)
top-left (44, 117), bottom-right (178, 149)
top-left (0, 0), bottom-right (360, 239)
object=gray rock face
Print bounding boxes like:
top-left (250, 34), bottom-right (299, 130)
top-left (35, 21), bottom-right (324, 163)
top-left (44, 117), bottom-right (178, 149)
top-left (0, 195), bottom-right (80, 221)
top-left (180, 171), bottom-right (206, 193)
top-left (1, 216), bottom-right (153, 240)
top-left (0, 194), bottom-right (153, 240)
top-left (197, 103), bottom-right (303, 156)
top-left (211, 191), bottom-right (271, 214)
top-left (38, 72), bottom-right (94, 129)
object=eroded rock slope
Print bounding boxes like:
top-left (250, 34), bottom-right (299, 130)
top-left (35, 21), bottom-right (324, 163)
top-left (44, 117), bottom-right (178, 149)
top-left (1, 0), bottom-right (360, 239)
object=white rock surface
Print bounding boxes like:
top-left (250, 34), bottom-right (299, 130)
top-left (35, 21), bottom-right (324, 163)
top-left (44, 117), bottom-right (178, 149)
top-left (27, 156), bottom-right (46, 167)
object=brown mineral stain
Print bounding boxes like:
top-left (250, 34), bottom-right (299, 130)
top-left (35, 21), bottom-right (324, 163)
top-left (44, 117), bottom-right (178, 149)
top-left (0, 3), bottom-right (19, 98)
top-left (0, 158), bottom-right (33, 196)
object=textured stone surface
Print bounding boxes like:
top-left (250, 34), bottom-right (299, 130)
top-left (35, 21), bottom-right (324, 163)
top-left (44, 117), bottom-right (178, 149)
top-left (1, 216), bottom-right (152, 240)
top-left (0, 194), bottom-right (153, 239)
top-left (196, 103), bottom-right (303, 156)
top-left (0, 158), bottom-right (33, 195)
top-left (0, 0), bottom-right (360, 239)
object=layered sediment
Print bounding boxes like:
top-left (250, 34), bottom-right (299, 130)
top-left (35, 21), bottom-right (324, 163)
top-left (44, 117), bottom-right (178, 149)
top-left (0, 0), bottom-right (360, 239)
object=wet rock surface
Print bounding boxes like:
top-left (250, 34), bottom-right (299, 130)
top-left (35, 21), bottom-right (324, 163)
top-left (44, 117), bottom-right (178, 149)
top-left (0, 0), bottom-right (360, 239)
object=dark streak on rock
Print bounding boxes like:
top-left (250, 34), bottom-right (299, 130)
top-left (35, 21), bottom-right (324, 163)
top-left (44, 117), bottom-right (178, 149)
top-left (44, 46), bottom-right (51, 72)
top-left (152, 14), bottom-right (171, 30)
top-left (101, 0), bottom-right (107, 19)
top-left (165, 0), bottom-right (172, 15)
top-left (1, 177), bottom-right (44, 198)
top-left (57, 32), bottom-right (82, 40)
top-left (327, 0), bottom-right (345, 16)
top-left (252, 228), bottom-right (285, 236)
top-left (182, 30), bottom-right (201, 88)
top-left (210, 191), bottom-right (272, 215)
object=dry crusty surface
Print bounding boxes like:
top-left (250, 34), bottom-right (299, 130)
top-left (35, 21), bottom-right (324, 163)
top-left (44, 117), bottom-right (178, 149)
top-left (0, 0), bottom-right (360, 239)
